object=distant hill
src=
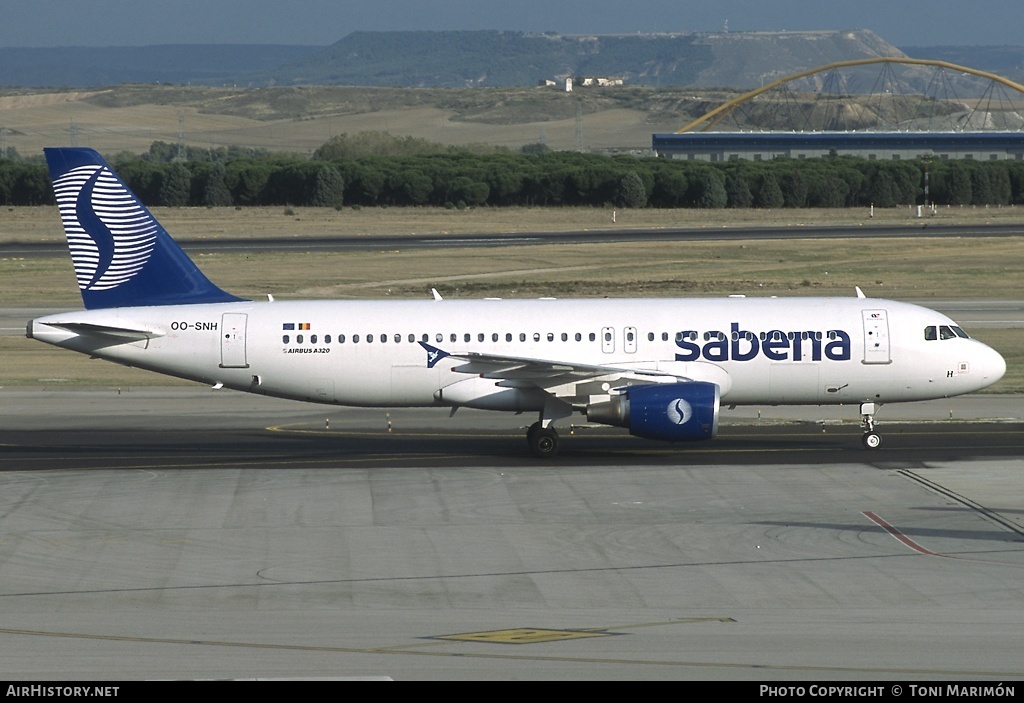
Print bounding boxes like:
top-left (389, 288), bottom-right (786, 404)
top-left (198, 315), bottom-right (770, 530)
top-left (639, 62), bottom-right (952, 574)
top-left (269, 30), bottom-right (716, 87)
top-left (902, 45), bottom-right (1024, 85)
top-left (0, 45), bottom-right (319, 88)
top-left (270, 29), bottom-right (901, 89)
top-left (0, 31), bottom-right (1021, 91)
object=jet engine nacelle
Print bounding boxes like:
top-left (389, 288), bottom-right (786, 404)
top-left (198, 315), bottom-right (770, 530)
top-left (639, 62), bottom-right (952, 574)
top-left (586, 382), bottom-right (720, 442)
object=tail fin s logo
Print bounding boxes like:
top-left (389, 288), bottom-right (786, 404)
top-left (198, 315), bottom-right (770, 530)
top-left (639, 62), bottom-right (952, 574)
top-left (45, 148), bottom-right (244, 309)
top-left (53, 164), bottom-right (158, 292)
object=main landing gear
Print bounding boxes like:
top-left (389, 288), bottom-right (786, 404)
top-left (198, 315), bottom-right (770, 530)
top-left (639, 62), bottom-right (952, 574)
top-left (860, 402), bottom-right (882, 449)
top-left (527, 421), bottom-right (559, 458)
top-left (526, 398), bottom-right (572, 458)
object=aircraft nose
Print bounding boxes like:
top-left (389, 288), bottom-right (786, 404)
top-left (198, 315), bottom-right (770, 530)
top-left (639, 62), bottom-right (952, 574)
top-left (979, 342), bottom-right (1007, 387)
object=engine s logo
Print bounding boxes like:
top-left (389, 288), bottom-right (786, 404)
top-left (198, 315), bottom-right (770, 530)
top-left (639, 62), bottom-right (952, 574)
top-left (666, 398), bottom-right (693, 425)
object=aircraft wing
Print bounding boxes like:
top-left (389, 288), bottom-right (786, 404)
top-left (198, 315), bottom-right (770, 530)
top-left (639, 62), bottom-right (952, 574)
top-left (419, 342), bottom-right (692, 392)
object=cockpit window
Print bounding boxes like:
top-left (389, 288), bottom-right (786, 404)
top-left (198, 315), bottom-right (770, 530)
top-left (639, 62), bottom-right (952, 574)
top-left (927, 324), bottom-right (971, 341)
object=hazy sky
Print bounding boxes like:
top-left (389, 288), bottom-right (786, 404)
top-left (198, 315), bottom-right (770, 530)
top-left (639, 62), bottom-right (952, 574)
top-left (1, 0), bottom-right (1019, 48)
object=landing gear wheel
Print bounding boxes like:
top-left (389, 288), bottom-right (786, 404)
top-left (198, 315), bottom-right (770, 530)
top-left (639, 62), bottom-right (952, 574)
top-left (859, 402), bottom-right (881, 450)
top-left (862, 432), bottom-right (882, 450)
top-left (527, 424), bottom-right (559, 458)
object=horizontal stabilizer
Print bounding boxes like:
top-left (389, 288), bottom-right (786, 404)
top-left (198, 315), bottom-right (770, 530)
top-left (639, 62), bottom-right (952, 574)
top-left (42, 319), bottom-right (165, 341)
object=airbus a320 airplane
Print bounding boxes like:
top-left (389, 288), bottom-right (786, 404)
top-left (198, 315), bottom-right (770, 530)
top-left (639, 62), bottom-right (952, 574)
top-left (28, 148), bottom-right (1006, 457)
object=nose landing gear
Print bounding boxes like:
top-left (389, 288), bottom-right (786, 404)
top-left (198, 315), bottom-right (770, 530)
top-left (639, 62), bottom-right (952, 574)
top-left (860, 402), bottom-right (882, 449)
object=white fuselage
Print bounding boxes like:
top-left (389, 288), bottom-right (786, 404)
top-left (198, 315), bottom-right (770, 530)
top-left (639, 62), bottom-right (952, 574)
top-left (29, 296), bottom-right (1006, 412)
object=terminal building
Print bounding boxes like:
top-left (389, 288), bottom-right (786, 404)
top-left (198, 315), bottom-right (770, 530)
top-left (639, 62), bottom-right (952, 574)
top-left (652, 132), bottom-right (1024, 162)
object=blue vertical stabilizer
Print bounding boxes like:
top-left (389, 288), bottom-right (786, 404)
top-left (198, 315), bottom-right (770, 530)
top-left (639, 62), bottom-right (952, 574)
top-left (44, 147), bottom-right (246, 309)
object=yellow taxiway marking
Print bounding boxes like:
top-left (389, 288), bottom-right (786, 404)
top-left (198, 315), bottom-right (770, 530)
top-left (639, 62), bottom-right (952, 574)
top-left (425, 617), bottom-right (737, 645)
top-left (1, 625), bottom-right (1020, 678)
top-left (430, 628), bottom-right (615, 645)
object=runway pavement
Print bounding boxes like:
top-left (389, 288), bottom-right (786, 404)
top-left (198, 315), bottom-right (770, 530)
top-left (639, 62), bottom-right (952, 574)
top-left (1, 387), bottom-right (1023, 681)
top-left (5, 221), bottom-right (1024, 257)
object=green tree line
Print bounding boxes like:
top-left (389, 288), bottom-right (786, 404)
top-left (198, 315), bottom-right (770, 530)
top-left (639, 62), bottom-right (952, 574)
top-left (4, 136), bottom-right (1024, 209)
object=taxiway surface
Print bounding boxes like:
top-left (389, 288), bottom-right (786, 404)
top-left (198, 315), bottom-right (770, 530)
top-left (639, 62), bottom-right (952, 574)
top-left (1, 388), bottom-right (1022, 681)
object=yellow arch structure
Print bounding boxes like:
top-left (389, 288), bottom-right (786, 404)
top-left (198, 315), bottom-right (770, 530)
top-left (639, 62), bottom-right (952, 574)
top-left (675, 57), bottom-right (1024, 133)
